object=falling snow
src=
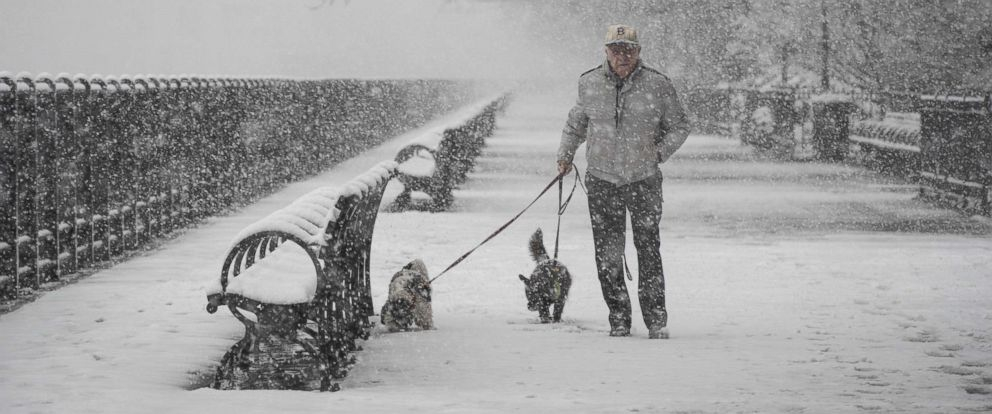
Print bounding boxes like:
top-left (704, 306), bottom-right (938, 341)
top-left (2, 1), bottom-right (991, 413)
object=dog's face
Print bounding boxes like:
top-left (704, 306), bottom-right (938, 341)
top-left (519, 260), bottom-right (568, 311)
top-left (396, 258), bottom-right (431, 301)
top-left (408, 278), bottom-right (431, 301)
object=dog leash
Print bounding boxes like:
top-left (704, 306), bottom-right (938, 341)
top-left (568, 171), bottom-right (634, 281)
top-left (429, 169), bottom-right (575, 283)
top-left (553, 167), bottom-right (581, 260)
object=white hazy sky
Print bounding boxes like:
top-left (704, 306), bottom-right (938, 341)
top-left (0, 0), bottom-right (594, 80)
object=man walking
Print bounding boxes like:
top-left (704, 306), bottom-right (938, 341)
top-left (558, 24), bottom-right (690, 339)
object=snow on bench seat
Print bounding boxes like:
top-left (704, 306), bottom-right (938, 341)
top-left (224, 243), bottom-right (318, 305)
top-left (206, 160), bottom-right (397, 299)
top-left (396, 150), bottom-right (436, 177)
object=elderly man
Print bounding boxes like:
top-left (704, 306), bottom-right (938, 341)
top-left (557, 24), bottom-right (690, 339)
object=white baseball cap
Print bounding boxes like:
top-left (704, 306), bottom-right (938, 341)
top-left (605, 24), bottom-right (639, 46)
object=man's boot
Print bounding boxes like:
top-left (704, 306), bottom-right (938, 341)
top-left (609, 313), bottom-right (631, 337)
top-left (648, 309), bottom-right (668, 339)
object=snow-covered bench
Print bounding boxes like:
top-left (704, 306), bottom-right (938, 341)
top-left (394, 94), bottom-right (508, 209)
top-left (850, 116), bottom-right (921, 154)
top-left (849, 115), bottom-right (921, 174)
top-left (204, 161), bottom-right (395, 391)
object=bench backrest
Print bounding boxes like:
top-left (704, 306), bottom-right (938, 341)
top-left (319, 162), bottom-right (394, 323)
top-left (208, 161), bottom-right (396, 304)
top-left (412, 95), bottom-right (506, 185)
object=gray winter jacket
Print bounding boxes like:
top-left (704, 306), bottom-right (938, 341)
top-left (558, 60), bottom-right (691, 185)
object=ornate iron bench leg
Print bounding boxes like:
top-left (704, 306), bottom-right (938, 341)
top-left (427, 176), bottom-right (454, 210)
top-left (315, 332), bottom-right (350, 391)
top-left (212, 323), bottom-right (256, 389)
top-left (212, 303), bottom-right (262, 389)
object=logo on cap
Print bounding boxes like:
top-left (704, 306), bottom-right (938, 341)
top-left (605, 24), bottom-right (638, 46)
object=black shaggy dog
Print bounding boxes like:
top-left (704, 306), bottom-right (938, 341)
top-left (518, 228), bottom-right (572, 323)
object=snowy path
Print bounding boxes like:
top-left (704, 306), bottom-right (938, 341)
top-left (2, 91), bottom-right (992, 413)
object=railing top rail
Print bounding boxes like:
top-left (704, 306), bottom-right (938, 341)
top-left (28, 74), bottom-right (51, 93)
top-left (15, 72), bottom-right (35, 91)
top-left (0, 72), bottom-right (479, 99)
top-left (107, 76), bottom-right (127, 92)
top-left (54, 73), bottom-right (76, 91)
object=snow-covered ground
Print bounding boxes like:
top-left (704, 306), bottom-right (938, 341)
top-left (2, 91), bottom-right (991, 414)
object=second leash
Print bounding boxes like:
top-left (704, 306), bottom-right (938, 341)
top-left (553, 167), bottom-right (581, 260)
top-left (430, 168), bottom-right (578, 283)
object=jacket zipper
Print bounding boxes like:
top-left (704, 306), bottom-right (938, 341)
top-left (615, 81), bottom-right (623, 129)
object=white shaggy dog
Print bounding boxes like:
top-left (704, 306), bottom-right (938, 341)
top-left (380, 259), bottom-right (434, 332)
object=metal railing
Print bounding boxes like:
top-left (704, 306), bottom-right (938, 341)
top-left (0, 72), bottom-right (470, 299)
top-left (917, 95), bottom-right (992, 214)
top-left (690, 85), bottom-right (991, 215)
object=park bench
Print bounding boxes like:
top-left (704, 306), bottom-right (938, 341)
top-left (849, 116), bottom-right (921, 175)
top-left (393, 94), bottom-right (508, 210)
top-left (205, 160), bottom-right (396, 391)
top-left (850, 117), bottom-right (921, 155)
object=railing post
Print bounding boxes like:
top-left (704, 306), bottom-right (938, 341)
top-left (114, 76), bottom-right (135, 252)
top-left (138, 77), bottom-right (160, 239)
top-left (162, 76), bottom-right (182, 233)
top-left (87, 75), bottom-right (112, 262)
top-left (52, 74), bottom-right (79, 278)
top-left (62, 74), bottom-right (87, 275)
top-left (0, 73), bottom-right (16, 298)
top-left (177, 76), bottom-right (201, 224)
top-left (186, 76), bottom-right (209, 217)
top-left (31, 74), bottom-right (61, 283)
top-left (14, 73), bottom-right (39, 291)
top-left (71, 75), bottom-right (94, 268)
top-left (130, 76), bottom-right (150, 245)
top-left (103, 76), bottom-right (128, 257)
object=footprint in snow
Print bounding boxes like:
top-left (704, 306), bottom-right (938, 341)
top-left (924, 349), bottom-right (955, 358)
top-left (935, 365), bottom-right (983, 376)
top-left (963, 385), bottom-right (990, 395)
top-left (903, 328), bottom-right (939, 343)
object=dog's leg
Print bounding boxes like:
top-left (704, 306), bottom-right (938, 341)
top-left (382, 302), bottom-right (404, 333)
top-left (539, 304), bottom-right (551, 324)
top-left (382, 311), bottom-right (397, 332)
top-left (552, 300), bottom-right (565, 323)
top-left (414, 302), bottom-right (434, 330)
top-left (380, 302), bottom-right (391, 325)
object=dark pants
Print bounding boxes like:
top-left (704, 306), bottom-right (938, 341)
top-left (586, 173), bottom-right (666, 329)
